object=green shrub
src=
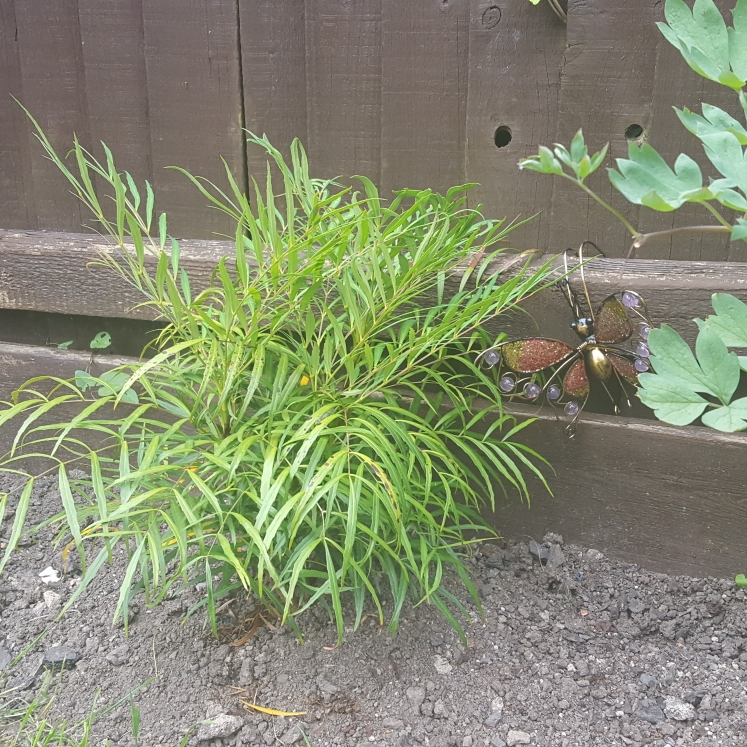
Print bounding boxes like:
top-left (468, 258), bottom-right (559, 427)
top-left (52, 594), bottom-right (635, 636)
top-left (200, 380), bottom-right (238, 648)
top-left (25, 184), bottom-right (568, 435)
top-left (0, 120), bottom-right (555, 641)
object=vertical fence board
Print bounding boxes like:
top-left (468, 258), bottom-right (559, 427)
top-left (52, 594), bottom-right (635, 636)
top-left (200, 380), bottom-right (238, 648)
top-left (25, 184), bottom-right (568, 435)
top-left (77, 0), bottom-right (152, 190)
top-left (466, 0), bottom-right (565, 250)
top-left (240, 0), bottom-right (308, 184)
top-left (305, 0), bottom-right (382, 184)
top-left (549, 0), bottom-right (661, 258)
top-left (13, 0), bottom-right (89, 232)
top-left (141, 0), bottom-right (244, 239)
top-left (0, 0), bottom-right (35, 229)
top-left (380, 0), bottom-right (469, 200)
top-left (643, 1), bottom-right (743, 262)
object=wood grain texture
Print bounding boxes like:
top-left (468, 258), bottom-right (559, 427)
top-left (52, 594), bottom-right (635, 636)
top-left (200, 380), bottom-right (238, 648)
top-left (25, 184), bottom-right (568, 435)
top-left (141, 0), bottom-right (244, 239)
top-left (644, 0), bottom-right (743, 262)
top-left (13, 0), bottom-right (90, 231)
top-left (0, 340), bottom-right (742, 579)
top-left (2, 232), bottom-right (747, 351)
top-left (549, 0), bottom-right (662, 257)
top-left (0, 0), bottom-right (35, 229)
top-left (380, 0), bottom-right (469, 198)
top-left (240, 0), bottom-right (308, 182)
top-left (489, 403), bottom-right (747, 579)
top-left (77, 0), bottom-right (152, 190)
top-left (0, 230), bottom-right (234, 320)
top-left (305, 0), bottom-right (382, 184)
top-left (466, 0), bottom-right (565, 250)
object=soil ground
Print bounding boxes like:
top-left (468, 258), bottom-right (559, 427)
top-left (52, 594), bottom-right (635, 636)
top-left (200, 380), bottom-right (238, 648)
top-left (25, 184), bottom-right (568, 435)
top-left (1, 475), bottom-right (746, 747)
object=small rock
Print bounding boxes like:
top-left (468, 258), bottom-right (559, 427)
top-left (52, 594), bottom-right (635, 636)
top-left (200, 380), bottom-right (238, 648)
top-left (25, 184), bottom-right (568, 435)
top-left (433, 655), bottom-right (452, 674)
top-left (197, 714), bottom-right (243, 742)
top-left (639, 673), bottom-right (658, 690)
top-left (405, 686), bottom-right (426, 711)
top-left (0, 646), bottom-right (11, 672)
top-left (43, 591), bottom-right (61, 610)
top-left (628, 598), bottom-right (646, 614)
top-left (433, 699), bottom-right (447, 718)
top-left (490, 738), bottom-right (507, 747)
top-left (490, 696), bottom-right (504, 713)
top-left (659, 619), bottom-right (677, 639)
top-left (635, 705), bottom-right (665, 724)
top-left (528, 540), bottom-right (549, 565)
top-left (506, 731), bottom-right (530, 746)
top-left (280, 726), bottom-right (304, 745)
top-left (663, 696), bottom-right (697, 721)
top-left (383, 717), bottom-right (404, 729)
top-left (429, 633), bottom-right (444, 647)
top-left (105, 644), bottom-right (130, 666)
top-left (547, 544), bottom-right (565, 568)
top-left (239, 657), bottom-right (254, 686)
top-left (38, 566), bottom-right (60, 584)
top-left (586, 549), bottom-right (605, 561)
top-left (316, 676), bottom-right (339, 695)
top-left (462, 737), bottom-right (473, 747)
top-left (542, 532), bottom-right (563, 545)
top-left (485, 712), bottom-right (502, 727)
top-left (683, 689), bottom-right (707, 708)
top-left (42, 646), bottom-right (81, 670)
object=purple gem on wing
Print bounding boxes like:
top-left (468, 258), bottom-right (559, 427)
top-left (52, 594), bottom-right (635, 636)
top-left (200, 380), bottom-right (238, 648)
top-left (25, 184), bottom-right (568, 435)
top-left (621, 291), bottom-right (640, 309)
top-left (564, 401), bottom-right (580, 417)
top-left (499, 376), bottom-right (516, 393)
top-left (634, 358), bottom-right (650, 372)
top-left (635, 342), bottom-right (650, 358)
top-left (639, 324), bottom-right (651, 341)
top-left (524, 382), bottom-right (541, 400)
top-left (484, 350), bottom-right (501, 367)
top-left (547, 384), bottom-right (562, 402)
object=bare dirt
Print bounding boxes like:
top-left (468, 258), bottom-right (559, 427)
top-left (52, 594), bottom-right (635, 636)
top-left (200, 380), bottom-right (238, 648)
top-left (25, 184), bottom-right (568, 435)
top-left (1, 475), bottom-right (746, 747)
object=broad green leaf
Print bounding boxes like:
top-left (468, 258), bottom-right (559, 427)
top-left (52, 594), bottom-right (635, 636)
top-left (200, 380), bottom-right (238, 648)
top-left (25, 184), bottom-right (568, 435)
top-left (702, 292), bottom-right (747, 346)
top-left (90, 331), bottom-right (112, 350)
top-left (695, 326), bottom-right (740, 403)
top-left (676, 104), bottom-right (747, 144)
top-left (736, 573), bottom-right (747, 587)
top-left (731, 0), bottom-right (747, 80)
top-left (637, 374), bottom-right (710, 425)
top-left (700, 131), bottom-right (747, 190)
top-left (608, 144), bottom-right (703, 211)
top-left (646, 325), bottom-right (713, 394)
top-left (732, 218), bottom-right (747, 242)
top-left (57, 340), bottom-right (73, 350)
top-left (701, 404), bottom-right (747, 431)
top-left (570, 129), bottom-right (588, 164)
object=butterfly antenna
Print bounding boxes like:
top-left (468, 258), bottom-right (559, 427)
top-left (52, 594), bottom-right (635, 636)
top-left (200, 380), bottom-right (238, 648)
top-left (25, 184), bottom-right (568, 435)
top-left (560, 249), bottom-right (583, 318)
top-left (577, 242), bottom-right (597, 325)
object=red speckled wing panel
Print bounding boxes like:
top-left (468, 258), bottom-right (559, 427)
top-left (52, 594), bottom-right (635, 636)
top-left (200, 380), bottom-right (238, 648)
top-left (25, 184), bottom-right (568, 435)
top-left (594, 296), bottom-right (633, 344)
top-left (501, 339), bottom-right (575, 373)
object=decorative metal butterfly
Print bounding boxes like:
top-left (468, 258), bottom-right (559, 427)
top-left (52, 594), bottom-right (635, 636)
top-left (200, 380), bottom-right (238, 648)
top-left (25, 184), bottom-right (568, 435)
top-left (477, 242), bottom-right (654, 437)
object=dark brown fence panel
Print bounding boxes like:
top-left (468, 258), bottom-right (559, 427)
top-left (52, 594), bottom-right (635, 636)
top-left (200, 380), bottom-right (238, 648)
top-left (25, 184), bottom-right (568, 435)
top-left (643, 0), bottom-right (743, 262)
top-left (380, 0), bottom-right (469, 199)
top-left (548, 1), bottom-right (662, 259)
top-left (305, 0), bottom-right (382, 185)
top-left (466, 0), bottom-right (565, 251)
top-left (141, 0), bottom-right (244, 240)
top-left (240, 0), bottom-right (308, 182)
top-left (0, 0), bottom-right (35, 229)
top-left (13, 0), bottom-right (91, 232)
top-left (77, 1), bottom-right (152, 195)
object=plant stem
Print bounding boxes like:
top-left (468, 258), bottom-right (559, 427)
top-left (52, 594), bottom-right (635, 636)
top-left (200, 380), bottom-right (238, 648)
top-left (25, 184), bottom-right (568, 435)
top-left (626, 224), bottom-right (733, 259)
top-left (568, 176), bottom-right (640, 238)
top-left (700, 200), bottom-right (734, 228)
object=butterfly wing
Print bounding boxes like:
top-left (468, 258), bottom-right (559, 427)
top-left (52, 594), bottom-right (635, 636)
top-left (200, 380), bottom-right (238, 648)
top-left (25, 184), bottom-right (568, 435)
top-left (562, 358), bottom-right (590, 398)
top-left (594, 296), bottom-right (633, 344)
top-left (501, 338), bottom-right (575, 373)
top-left (607, 352), bottom-right (638, 385)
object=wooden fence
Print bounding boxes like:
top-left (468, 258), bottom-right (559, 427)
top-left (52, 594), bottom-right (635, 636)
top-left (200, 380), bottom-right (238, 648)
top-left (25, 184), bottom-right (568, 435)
top-left (0, 1), bottom-right (746, 577)
top-left (1, 0), bottom-right (743, 259)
